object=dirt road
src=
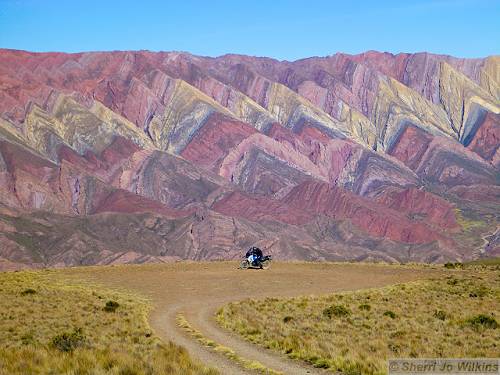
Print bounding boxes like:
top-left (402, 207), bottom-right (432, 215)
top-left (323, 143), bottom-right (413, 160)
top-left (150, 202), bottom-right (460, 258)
top-left (63, 262), bottom-right (442, 374)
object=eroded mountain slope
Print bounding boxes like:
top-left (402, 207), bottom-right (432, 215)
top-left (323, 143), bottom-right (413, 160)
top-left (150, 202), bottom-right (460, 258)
top-left (0, 49), bottom-right (498, 269)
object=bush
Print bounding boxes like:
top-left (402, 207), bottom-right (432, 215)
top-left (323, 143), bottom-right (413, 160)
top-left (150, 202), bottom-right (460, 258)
top-left (444, 262), bottom-right (463, 269)
top-left (323, 305), bottom-right (351, 319)
top-left (51, 328), bottom-right (86, 352)
top-left (466, 314), bottom-right (498, 330)
top-left (20, 288), bottom-right (36, 296)
top-left (469, 286), bottom-right (489, 298)
top-left (103, 300), bottom-right (120, 312)
top-left (433, 310), bottom-right (447, 320)
top-left (358, 304), bottom-right (371, 311)
top-left (383, 310), bottom-right (397, 319)
top-left (388, 342), bottom-right (402, 353)
top-left (283, 316), bottom-right (293, 323)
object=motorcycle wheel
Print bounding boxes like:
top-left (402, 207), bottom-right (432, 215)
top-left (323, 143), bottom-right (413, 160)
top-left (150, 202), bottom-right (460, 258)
top-left (260, 260), bottom-right (271, 270)
top-left (240, 259), bottom-right (250, 269)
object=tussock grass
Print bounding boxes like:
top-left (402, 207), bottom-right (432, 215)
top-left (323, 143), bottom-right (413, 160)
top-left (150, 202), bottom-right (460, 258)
top-left (0, 270), bottom-right (217, 374)
top-left (217, 268), bottom-right (500, 374)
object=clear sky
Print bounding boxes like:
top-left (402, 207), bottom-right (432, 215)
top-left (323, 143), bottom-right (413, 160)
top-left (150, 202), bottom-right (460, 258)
top-left (0, 0), bottom-right (498, 60)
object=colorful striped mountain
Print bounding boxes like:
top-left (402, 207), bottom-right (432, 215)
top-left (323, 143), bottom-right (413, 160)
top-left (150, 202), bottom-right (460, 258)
top-left (0, 49), bottom-right (498, 269)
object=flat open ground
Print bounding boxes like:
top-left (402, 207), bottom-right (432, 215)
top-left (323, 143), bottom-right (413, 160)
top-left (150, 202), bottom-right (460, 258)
top-left (59, 262), bottom-right (445, 374)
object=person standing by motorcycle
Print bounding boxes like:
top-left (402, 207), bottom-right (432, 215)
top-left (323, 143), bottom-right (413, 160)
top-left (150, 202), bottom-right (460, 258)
top-left (245, 246), bottom-right (263, 267)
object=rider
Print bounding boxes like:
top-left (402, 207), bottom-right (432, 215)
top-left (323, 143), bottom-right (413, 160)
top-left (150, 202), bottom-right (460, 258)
top-left (245, 246), bottom-right (263, 266)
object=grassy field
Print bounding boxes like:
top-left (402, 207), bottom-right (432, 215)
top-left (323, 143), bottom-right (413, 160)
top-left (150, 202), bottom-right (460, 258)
top-left (465, 257), bottom-right (500, 266)
top-left (0, 269), bottom-right (217, 375)
top-left (217, 265), bottom-right (500, 374)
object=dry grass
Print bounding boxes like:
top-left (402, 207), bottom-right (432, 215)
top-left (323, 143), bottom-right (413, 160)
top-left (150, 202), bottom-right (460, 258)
top-left (0, 269), bottom-right (217, 375)
top-left (217, 266), bottom-right (500, 374)
top-left (465, 257), bottom-right (500, 266)
top-left (176, 314), bottom-right (283, 375)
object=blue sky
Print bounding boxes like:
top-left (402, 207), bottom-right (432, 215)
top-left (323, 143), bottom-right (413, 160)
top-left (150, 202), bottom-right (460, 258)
top-left (0, 0), bottom-right (498, 60)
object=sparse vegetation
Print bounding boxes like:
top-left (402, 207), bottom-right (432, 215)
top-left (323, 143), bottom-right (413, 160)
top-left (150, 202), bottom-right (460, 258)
top-left (103, 300), bottom-right (120, 312)
top-left (465, 257), bottom-right (500, 267)
top-left (444, 262), bottom-right (463, 269)
top-left (20, 288), bottom-right (37, 296)
top-left (217, 267), bottom-right (500, 374)
top-left (359, 303), bottom-right (371, 311)
top-left (433, 310), bottom-right (447, 320)
top-left (453, 208), bottom-right (494, 250)
top-left (0, 270), bottom-right (217, 374)
top-left (466, 314), bottom-right (498, 330)
top-left (51, 328), bottom-right (86, 352)
top-left (383, 310), bottom-right (397, 319)
top-left (323, 305), bottom-right (351, 318)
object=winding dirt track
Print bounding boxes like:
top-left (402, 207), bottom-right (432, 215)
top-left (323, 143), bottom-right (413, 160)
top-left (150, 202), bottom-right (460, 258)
top-left (63, 262), bottom-right (442, 374)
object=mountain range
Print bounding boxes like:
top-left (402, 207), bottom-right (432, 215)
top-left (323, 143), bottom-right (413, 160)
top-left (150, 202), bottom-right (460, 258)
top-left (0, 48), bottom-right (498, 270)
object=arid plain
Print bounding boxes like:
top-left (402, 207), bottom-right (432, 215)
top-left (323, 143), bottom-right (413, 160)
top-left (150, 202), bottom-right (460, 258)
top-left (59, 262), bottom-right (448, 374)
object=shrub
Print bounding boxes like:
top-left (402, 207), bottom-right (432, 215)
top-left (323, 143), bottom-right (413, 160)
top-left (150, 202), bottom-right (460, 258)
top-left (383, 310), bottom-right (397, 319)
top-left (358, 304), bottom-right (371, 311)
top-left (283, 316), bottom-right (293, 323)
top-left (433, 310), bottom-right (447, 320)
top-left (388, 342), bottom-right (402, 353)
top-left (444, 262), bottom-right (463, 269)
top-left (20, 288), bottom-right (36, 296)
top-left (323, 305), bottom-right (351, 318)
top-left (466, 314), bottom-right (498, 330)
top-left (51, 328), bottom-right (86, 352)
top-left (469, 286), bottom-right (489, 298)
top-left (103, 300), bottom-right (120, 312)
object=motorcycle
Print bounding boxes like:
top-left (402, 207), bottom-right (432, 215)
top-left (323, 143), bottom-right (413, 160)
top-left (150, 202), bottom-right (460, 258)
top-left (240, 255), bottom-right (272, 270)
